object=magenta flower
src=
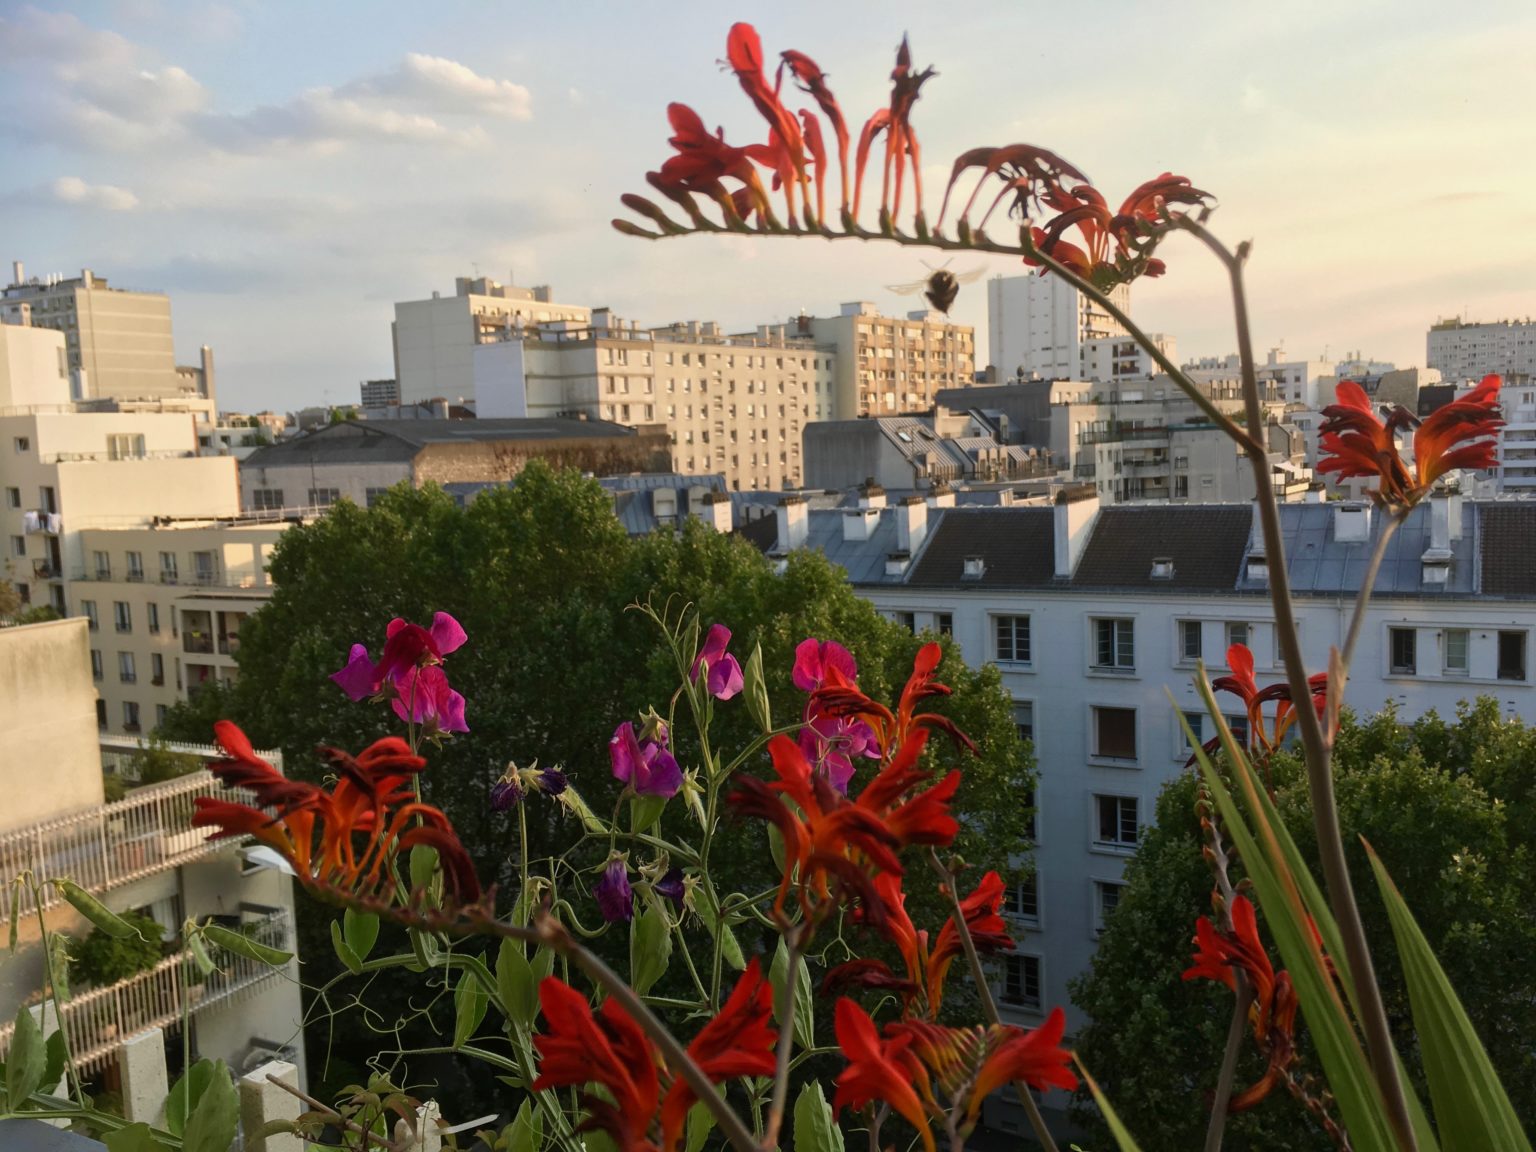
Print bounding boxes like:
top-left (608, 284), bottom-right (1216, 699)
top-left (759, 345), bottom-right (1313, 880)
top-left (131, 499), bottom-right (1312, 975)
top-left (609, 722), bottom-right (683, 798)
top-left (391, 665), bottom-right (468, 736)
top-left (330, 612), bottom-right (468, 701)
top-left (690, 623), bottom-right (744, 700)
top-left (596, 858), bottom-right (634, 923)
top-left (798, 713), bottom-right (880, 793)
top-left (792, 637), bottom-right (858, 691)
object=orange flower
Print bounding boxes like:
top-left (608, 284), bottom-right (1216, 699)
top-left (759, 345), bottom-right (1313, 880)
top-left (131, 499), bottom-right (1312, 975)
top-left (192, 720), bottom-right (481, 907)
top-left (811, 642), bottom-right (975, 762)
top-left (532, 961), bottom-right (776, 1152)
top-left (1023, 173), bottom-right (1212, 287)
top-left (1318, 375), bottom-right (1502, 507)
top-left (1201, 643), bottom-right (1328, 762)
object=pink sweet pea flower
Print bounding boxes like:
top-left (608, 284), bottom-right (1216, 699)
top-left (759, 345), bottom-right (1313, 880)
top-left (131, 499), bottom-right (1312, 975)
top-left (609, 722), bottom-right (683, 797)
top-left (792, 638), bottom-right (858, 691)
top-left (690, 624), bottom-right (744, 701)
top-left (391, 665), bottom-right (468, 736)
top-left (798, 712), bottom-right (880, 793)
top-left (331, 612), bottom-right (467, 701)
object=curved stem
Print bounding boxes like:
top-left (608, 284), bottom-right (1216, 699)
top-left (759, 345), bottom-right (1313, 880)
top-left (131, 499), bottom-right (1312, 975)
top-left (927, 851), bottom-right (1059, 1152)
top-left (1204, 975), bottom-right (1254, 1152)
top-left (1330, 512), bottom-right (1406, 721)
top-left (32, 881), bottom-right (84, 1106)
top-left (1179, 216), bottom-right (1416, 1151)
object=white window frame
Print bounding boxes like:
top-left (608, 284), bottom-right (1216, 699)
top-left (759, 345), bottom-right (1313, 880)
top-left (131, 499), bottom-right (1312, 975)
top-left (994, 614), bottom-right (1032, 666)
top-left (1004, 872), bottom-right (1041, 928)
top-left (999, 951), bottom-right (1043, 1013)
top-left (1091, 616), bottom-right (1136, 673)
top-left (1093, 878), bottom-right (1127, 936)
top-left (1442, 628), bottom-right (1470, 676)
top-left (1090, 704), bottom-right (1138, 763)
top-left (1177, 619), bottom-right (1202, 664)
top-left (1388, 626), bottom-right (1417, 676)
top-left (1092, 793), bottom-right (1140, 853)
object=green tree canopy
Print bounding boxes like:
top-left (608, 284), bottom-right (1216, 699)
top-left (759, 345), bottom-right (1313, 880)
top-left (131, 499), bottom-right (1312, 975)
top-left (1070, 700), bottom-right (1536, 1149)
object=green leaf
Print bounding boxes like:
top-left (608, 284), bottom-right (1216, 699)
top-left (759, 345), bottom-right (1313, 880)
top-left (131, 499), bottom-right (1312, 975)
top-left (496, 938), bottom-right (538, 1031)
top-left (55, 880), bottom-right (135, 938)
top-left (506, 1099), bottom-right (542, 1152)
top-left (203, 923), bottom-right (292, 967)
top-left (744, 642), bottom-right (772, 734)
top-left (1366, 843), bottom-right (1533, 1152)
top-left (343, 909), bottom-right (380, 962)
top-left (686, 1099), bottom-right (717, 1152)
top-left (629, 794), bottom-right (667, 835)
top-left (410, 843), bottom-right (439, 892)
top-left (186, 929), bottom-right (216, 979)
top-left (166, 1058), bottom-right (215, 1138)
top-left (769, 939), bottom-right (813, 1051)
top-left (630, 902), bottom-right (672, 997)
top-left (6, 1006), bottom-right (45, 1106)
top-left (41, 1029), bottom-right (67, 1093)
top-left (453, 962), bottom-right (490, 1049)
top-left (791, 1082), bottom-right (843, 1152)
top-left (694, 886), bottom-right (746, 972)
top-left (104, 1123), bottom-right (163, 1152)
top-left (766, 824), bottom-right (787, 877)
top-left (532, 946), bottom-right (555, 984)
top-left (1076, 1061), bottom-right (1145, 1152)
top-left (408, 927), bottom-right (439, 971)
top-left (180, 1059), bottom-right (238, 1152)
top-left (331, 920), bottom-right (362, 975)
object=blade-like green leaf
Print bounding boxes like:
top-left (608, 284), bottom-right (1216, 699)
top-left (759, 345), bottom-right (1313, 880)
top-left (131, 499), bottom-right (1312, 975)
top-left (630, 903), bottom-right (672, 997)
top-left (1366, 842), bottom-right (1533, 1152)
top-left (744, 642), bottom-right (773, 734)
top-left (203, 923), bottom-right (292, 967)
top-left (1075, 1060), bottom-right (1145, 1152)
top-left (497, 938), bottom-right (539, 1031)
top-left (166, 1058), bottom-right (215, 1138)
top-left (629, 795), bottom-right (667, 836)
top-left (694, 885), bottom-right (746, 972)
top-left (506, 1099), bottom-right (542, 1152)
top-left (6, 1006), bottom-right (45, 1106)
top-left (453, 962), bottom-right (490, 1049)
top-left (103, 1123), bottom-right (163, 1152)
top-left (792, 1081), bottom-right (844, 1152)
top-left (331, 920), bottom-right (362, 975)
top-left (686, 1099), bottom-right (717, 1152)
top-left (769, 939), bottom-right (814, 1052)
top-left (180, 1059), bottom-right (238, 1152)
top-left (41, 1029), bottom-right (67, 1093)
top-left (343, 908), bottom-right (380, 963)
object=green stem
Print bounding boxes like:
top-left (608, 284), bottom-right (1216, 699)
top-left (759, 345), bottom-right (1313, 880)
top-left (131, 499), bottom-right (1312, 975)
top-left (32, 879), bottom-right (83, 1107)
top-left (763, 926), bottom-right (802, 1150)
top-left (1204, 975), bottom-right (1254, 1152)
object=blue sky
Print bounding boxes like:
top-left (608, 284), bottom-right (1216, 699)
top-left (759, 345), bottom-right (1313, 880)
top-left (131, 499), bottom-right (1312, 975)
top-left (3, 1), bottom-right (1533, 412)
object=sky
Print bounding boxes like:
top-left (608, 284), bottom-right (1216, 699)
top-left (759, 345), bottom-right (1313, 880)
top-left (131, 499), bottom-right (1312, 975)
top-left (2, 0), bottom-right (1534, 413)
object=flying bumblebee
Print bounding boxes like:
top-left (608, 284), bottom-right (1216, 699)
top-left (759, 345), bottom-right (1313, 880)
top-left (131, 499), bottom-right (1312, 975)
top-left (886, 262), bottom-right (985, 315)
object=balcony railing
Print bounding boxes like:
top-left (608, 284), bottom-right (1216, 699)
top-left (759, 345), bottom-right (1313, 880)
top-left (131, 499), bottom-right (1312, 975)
top-left (0, 910), bottom-right (291, 1076)
top-left (0, 768), bottom-right (277, 923)
top-left (183, 633), bottom-right (215, 654)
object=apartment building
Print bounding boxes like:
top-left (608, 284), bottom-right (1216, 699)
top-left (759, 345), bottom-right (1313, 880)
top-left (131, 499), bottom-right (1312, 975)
top-left (987, 273), bottom-right (1129, 382)
top-left (1, 262), bottom-right (200, 402)
top-left (1427, 316), bottom-right (1536, 382)
top-left (393, 275), bottom-right (591, 405)
top-left (474, 311), bottom-right (838, 491)
top-left (752, 486), bottom-right (1533, 1128)
top-left (806, 302), bottom-right (975, 417)
top-left (0, 618), bottom-right (305, 1090)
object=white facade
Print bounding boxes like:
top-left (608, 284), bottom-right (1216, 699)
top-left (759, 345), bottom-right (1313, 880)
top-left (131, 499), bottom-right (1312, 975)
top-left (1079, 332), bottom-right (1176, 385)
top-left (0, 319), bottom-right (70, 409)
top-left (1427, 317), bottom-right (1536, 382)
top-left (806, 302), bottom-right (976, 418)
top-left (987, 273), bottom-right (1130, 382)
top-left (1254, 347), bottom-right (1334, 408)
top-left (393, 275), bottom-right (591, 405)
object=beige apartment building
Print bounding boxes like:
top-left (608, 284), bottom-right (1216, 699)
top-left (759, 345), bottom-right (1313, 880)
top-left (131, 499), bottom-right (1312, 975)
top-left (805, 302), bottom-right (976, 417)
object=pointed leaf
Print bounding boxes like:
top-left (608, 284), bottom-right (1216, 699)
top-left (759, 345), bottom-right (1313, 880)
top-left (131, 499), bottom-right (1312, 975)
top-left (41, 1029), bottom-right (67, 1093)
top-left (496, 938), bottom-right (538, 1031)
top-left (331, 920), bottom-right (362, 975)
top-left (629, 795), bottom-right (667, 835)
top-left (166, 1058), bottom-right (215, 1138)
top-left (744, 642), bottom-right (772, 734)
top-left (454, 963), bottom-right (490, 1049)
top-left (630, 902), bottom-right (672, 997)
top-left (1366, 843), bottom-right (1533, 1152)
top-left (180, 1059), bottom-right (238, 1152)
top-left (410, 843), bottom-right (439, 891)
top-left (343, 909), bottom-right (380, 962)
top-left (204, 923), bottom-right (291, 967)
top-left (506, 1099), bottom-right (541, 1152)
top-left (1075, 1060), bottom-right (1145, 1152)
top-left (55, 880), bottom-right (135, 938)
top-left (104, 1123), bottom-right (163, 1152)
top-left (769, 940), bottom-right (814, 1051)
top-left (532, 946), bottom-right (555, 984)
top-left (695, 886), bottom-right (746, 972)
top-left (6, 1006), bottom-right (44, 1106)
top-left (792, 1082), bottom-right (843, 1152)
top-left (686, 1099), bottom-right (717, 1152)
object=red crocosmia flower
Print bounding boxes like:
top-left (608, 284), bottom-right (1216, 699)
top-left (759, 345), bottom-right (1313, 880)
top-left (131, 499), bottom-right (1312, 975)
top-left (1195, 644), bottom-right (1329, 765)
top-left (1182, 895), bottom-right (1301, 1111)
top-left (812, 642), bottom-right (975, 762)
top-left (724, 23), bottom-right (808, 220)
top-left (928, 871), bottom-right (1014, 999)
top-left (833, 1000), bottom-right (933, 1152)
top-left (193, 722), bottom-right (482, 907)
top-left (533, 962), bottom-right (775, 1152)
top-left (653, 103), bottom-right (774, 224)
top-left (1319, 375), bottom-right (1502, 508)
top-left (779, 49), bottom-right (850, 213)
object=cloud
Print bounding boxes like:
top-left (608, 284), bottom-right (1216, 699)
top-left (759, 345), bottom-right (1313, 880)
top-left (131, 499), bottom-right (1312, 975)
top-left (50, 176), bottom-right (139, 211)
top-left (341, 53), bottom-right (533, 121)
top-left (199, 89), bottom-right (489, 152)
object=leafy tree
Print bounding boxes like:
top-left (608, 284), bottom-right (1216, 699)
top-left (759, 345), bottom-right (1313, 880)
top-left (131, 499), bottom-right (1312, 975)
top-left (12, 604), bottom-right (60, 625)
top-left (70, 911), bottom-right (164, 988)
top-left (0, 579), bottom-right (21, 621)
top-left (1070, 701), bottom-right (1536, 1149)
top-left (128, 736), bottom-right (203, 784)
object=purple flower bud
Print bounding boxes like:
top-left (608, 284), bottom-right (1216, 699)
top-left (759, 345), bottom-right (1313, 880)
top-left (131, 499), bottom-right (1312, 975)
top-left (654, 867), bottom-right (686, 909)
top-left (490, 779), bottom-right (522, 811)
top-left (595, 858), bottom-right (633, 924)
top-left (535, 767), bottom-right (569, 796)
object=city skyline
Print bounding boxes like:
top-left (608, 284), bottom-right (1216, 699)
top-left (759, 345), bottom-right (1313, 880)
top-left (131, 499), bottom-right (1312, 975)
top-left (3, 0), bottom-right (1533, 412)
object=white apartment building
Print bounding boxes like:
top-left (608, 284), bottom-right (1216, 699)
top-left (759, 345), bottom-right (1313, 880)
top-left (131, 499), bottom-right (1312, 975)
top-left (393, 275), bottom-right (591, 406)
top-left (473, 311), bottom-right (838, 491)
top-left (806, 302), bottom-right (975, 417)
top-left (1496, 381), bottom-right (1536, 492)
top-left (1079, 332), bottom-right (1177, 385)
top-left (755, 486), bottom-right (1536, 1130)
top-left (0, 618), bottom-right (305, 1091)
top-left (1, 262), bottom-right (197, 402)
top-left (1255, 347), bottom-right (1334, 408)
top-left (987, 273), bottom-right (1129, 382)
top-left (1427, 316), bottom-right (1536, 382)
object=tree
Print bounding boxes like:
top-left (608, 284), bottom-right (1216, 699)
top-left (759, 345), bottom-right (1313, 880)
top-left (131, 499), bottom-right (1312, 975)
top-left (0, 579), bottom-right (21, 621)
top-left (160, 464), bottom-right (1034, 1113)
top-left (70, 910), bottom-right (164, 989)
top-left (1069, 701), bottom-right (1536, 1149)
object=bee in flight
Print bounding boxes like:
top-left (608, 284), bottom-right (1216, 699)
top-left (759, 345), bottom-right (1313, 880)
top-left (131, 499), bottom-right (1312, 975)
top-left (886, 261), bottom-right (985, 315)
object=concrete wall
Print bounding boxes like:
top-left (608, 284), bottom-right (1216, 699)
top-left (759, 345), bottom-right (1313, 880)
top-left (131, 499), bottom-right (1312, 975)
top-left (804, 422), bottom-right (911, 490)
top-left (473, 339), bottom-right (529, 419)
top-left (238, 460), bottom-right (413, 512)
top-left (0, 324), bottom-right (69, 408)
top-left (0, 618), bottom-right (104, 833)
top-left (411, 433), bottom-right (673, 487)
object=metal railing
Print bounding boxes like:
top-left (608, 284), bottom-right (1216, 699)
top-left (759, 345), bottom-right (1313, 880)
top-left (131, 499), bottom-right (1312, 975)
top-left (0, 770), bottom-right (268, 922)
top-left (0, 911), bottom-right (292, 1076)
top-left (42, 450), bottom-right (196, 464)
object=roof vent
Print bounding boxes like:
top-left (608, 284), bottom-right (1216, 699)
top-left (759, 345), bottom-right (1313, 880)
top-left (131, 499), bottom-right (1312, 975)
top-left (1333, 504), bottom-right (1371, 543)
top-left (1150, 556), bottom-right (1175, 580)
top-left (1246, 553), bottom-right (1268, 585)
top-left (962, 556), bottom-right (985, 580)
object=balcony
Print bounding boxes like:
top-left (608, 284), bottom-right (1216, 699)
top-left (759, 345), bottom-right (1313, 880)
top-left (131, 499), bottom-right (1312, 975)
top-left (0, 910), bottom-right (291, 1076)
top-left (0, 768), bottom-right (278, 924)
top-left (183, 633), bottom-right (214, 655)
top-left (22, 511), bottom-right (60, 535)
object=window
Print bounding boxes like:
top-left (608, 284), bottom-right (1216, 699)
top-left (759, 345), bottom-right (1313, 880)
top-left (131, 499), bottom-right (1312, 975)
top-left (1093, 706), bottom-right (1137, 760)
top-left (113, 601), bottom-right (132, 632)
top-left (93, 551), bottom-right (111, 579)
top-left (895, 611), bottom-right (916, 634)
top-left (935, 613), bottom-right (952, 636)
top-left (8, 536), bottom-right (22, 558)
top-left (106, 433), bottom-right (145, 460)
top-left (146, 652), bottom-right (163, 685)
top-left (126, 551), bottom-right (143, 581)
top-left (1004, 874), bottom-right (1040, 925)
top-left (118, 651), bottom-right (136, 683)
top-left (1014, 702), bottom-right (1034, 745)
top-left (96, 699), bottom-right (107, 729)
top-left (308, 488), bottom-right (341, 507)
top-left (1226, 622), bottom-right (1249, 650)
top-left (3, 486), bottom-right (19, 509)
top-left (1094, 880), bottom-right (1126, 935)
top-left (160, 552), bottom-right (178, 582)
top-left (90, 649), bottom-right (103, 680)
top-left (147, 602), bottom-right (160, 634)
top-left (156, 704), bottom-right (168, 728)
top-left (251, 488), bottom-right (284, 511)
top-left (1443, 629), bottom-right (1469, 675)
top-left (1095, 794), bottom-right (1139, 849)
top-left (1179, 620), bottom-right (1202, 662)
top-left (39, 486), bottom-right (56, 514)
top-left (1499, 631), bottom-right (1526, 680)
top-left (122, 701), bottom-right (141, 732)
top-left (1001, 954), bottom-right (1042, 1010)
top-left (1389, 627), bottom-right (1417, 675)
top-left (995, 615), bottom-right (1031, 664)
top-left (13, 436), bottom-right (30, 453)
top-left (82, 600), bottom-right (98, 630)
top-left (365, 488), bottom-right (389, 508)
top-left (1023, 786), bottom-right (1037, 841)
top-left (1093, 617), bottom-right (1135, 671)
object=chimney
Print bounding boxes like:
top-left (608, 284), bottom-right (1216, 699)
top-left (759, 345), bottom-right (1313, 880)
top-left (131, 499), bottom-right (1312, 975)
top-left (81, 268), bottom-right (94, 288)
top-left (10, 261), bottom-right (21, 286)
top-left (843, 506), bottom-right (880, 542)
top-left (1446, 489), bottom-right (1464, 540)
top-left (1333, 503), bottom-right (1371, 543)
top-left (926, 482), bottom-right (956, 509)
top-left (1421, 493), bottom-right (1454, 586)
top-left (1429, 494), bottom-right (1451, 552)
top-left (857, 479), bottom-right (887, 509)
top-left (694, 490), bottom-right (733, 533)
top-left (1053, 484), bottom-right (1100, 578)
top-left (1304, 482), bottom-right (1326, 504)
top-left (775, 495), bottom-right (808, 553)
top-left (896, 495), bottom-right (928, 554)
